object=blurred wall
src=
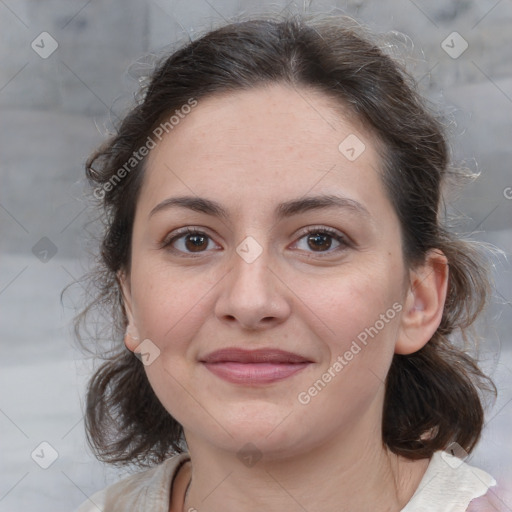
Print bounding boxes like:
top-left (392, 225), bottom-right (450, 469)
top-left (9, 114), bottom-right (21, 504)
top-left (1, 1), bottom-right (511, 510)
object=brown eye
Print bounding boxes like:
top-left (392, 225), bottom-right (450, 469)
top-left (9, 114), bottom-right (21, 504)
top-left (163, 228), bottom-right (222, 255)
top-left (307, 232), bottom-right (333, 252)
top-left (184, 233), bottom-right (209, 252)
top-left (291, 227), bottom-right (349, 256)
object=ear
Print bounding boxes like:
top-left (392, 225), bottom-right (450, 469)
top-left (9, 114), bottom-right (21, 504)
top-left (118, 270), bottom-right (140, 352)
top-left (395, 249), bottom-right (449, 355)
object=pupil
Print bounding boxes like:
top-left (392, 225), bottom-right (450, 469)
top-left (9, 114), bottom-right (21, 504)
top-left (308, 233), bottom-right (331, 251)
top-left (186, 234), bottom-right (207, 251)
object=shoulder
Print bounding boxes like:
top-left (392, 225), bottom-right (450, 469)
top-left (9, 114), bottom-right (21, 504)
top-left (74, 452), bottom-right (190, 512)
top-left (402, 450), bottom-right (498, 512)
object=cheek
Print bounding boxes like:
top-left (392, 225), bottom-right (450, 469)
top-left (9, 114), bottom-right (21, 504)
top-left (129, 262), bottom-right (217, 428)
top-left (290, 261), bottom-right (403, 354)
top-left (129, 259), bottom-right (218, 347)
top-left (288, 270), bottom-right (401, 441)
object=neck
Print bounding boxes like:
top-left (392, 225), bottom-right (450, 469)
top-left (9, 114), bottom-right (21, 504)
top-left (182, 421), bottom-right (429, 512)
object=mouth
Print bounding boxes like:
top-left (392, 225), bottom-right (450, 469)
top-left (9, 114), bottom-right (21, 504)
top-left (199, 348), bottom-right (312, 385)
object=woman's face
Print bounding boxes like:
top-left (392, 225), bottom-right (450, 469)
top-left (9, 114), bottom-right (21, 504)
top-left (122, 84), bottom-right (412, 458)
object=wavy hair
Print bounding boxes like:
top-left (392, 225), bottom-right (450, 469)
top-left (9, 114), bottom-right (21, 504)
top-left (75, 14), bottom-right (496, 467)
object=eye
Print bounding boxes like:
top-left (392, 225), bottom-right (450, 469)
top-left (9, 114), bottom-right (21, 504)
top-left (162, 226), bottom-right (350, 257)
top-left (162, 227), bottom-right (221, 255)
top-left (291, 226), bottom-right (349, 255)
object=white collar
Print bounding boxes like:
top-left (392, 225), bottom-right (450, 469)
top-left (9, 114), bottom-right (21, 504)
top-left (401, 450), bottom-right (496, 511)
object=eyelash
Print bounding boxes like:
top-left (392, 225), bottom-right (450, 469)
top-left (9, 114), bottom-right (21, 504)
top-left (161, 225), bottom-right (351, 258)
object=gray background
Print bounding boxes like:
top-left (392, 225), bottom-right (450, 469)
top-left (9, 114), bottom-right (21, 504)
top-left (0, 0), bottom-right (511, 510)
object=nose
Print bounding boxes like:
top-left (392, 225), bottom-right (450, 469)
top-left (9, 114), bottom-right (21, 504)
top-left (214, 243), bottom-right (292, 331)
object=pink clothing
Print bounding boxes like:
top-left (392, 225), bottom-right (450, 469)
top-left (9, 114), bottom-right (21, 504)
top-left (467, 487), bottom-right (511, 511)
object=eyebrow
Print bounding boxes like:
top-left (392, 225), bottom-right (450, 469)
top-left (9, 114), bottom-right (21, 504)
top-left (149, 194), bottom-right (371, 221)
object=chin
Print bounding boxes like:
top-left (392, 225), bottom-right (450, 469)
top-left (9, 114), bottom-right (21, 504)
top-left (206, 406), bottom-right (314, 457)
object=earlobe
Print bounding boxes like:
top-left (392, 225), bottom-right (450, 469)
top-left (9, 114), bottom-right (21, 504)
top-left (395, 250), bottom-right (449, 355)
top-left (124, 323), bottom-right (141, 352)
top-left (117, 270), bottom-right (141, 352)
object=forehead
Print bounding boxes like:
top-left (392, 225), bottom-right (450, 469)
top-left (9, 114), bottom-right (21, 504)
top-left (140, 84), bottom-right (387, 217)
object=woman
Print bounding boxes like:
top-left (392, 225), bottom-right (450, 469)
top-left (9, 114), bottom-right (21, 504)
top-left (75, 15), bottom-right (503, 512)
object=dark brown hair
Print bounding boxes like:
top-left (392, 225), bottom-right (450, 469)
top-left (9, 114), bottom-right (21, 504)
top-left (77, 14), bottom-right (496, 467)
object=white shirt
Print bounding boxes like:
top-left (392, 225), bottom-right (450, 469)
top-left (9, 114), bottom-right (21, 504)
top-left (401, 451), bottom-right (496, 511)
top-left (75, 450), bottom-right (498, 512)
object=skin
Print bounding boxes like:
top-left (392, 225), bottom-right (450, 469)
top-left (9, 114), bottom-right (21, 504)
top-left (120, 84), bottom-right (449, 512)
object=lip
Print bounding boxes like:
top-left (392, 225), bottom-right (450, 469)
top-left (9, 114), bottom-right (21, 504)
top-left (200, 348), bottom-right (312, 385)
